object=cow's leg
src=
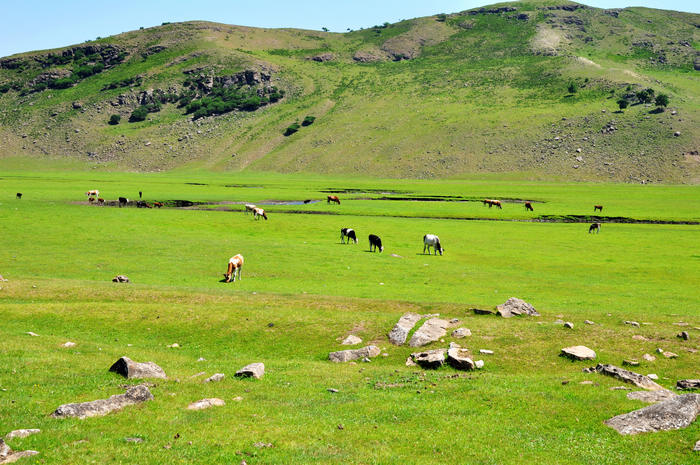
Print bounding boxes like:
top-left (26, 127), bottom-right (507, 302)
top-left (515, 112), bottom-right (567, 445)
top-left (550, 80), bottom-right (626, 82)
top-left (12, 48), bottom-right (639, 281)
top-left (423, 244), bottom-right (427, 254)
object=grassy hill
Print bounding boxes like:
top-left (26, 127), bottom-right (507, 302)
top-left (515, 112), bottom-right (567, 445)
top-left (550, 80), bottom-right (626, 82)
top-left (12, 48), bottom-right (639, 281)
top-left (0, 0), bottom-right (698, 181)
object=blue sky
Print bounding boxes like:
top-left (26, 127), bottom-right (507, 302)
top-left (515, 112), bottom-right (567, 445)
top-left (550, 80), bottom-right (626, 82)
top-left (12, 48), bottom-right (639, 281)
top-left (1, 0), bottom-right (698, 57)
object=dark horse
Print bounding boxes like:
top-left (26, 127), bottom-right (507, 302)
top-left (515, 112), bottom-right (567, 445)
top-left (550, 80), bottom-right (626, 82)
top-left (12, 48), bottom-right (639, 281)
top-left (16, 193), bottom-right (22, 199)
top-left (589, 223), bottom-right (601, 234)
top-left (118, 197), bottom-right (128, 207)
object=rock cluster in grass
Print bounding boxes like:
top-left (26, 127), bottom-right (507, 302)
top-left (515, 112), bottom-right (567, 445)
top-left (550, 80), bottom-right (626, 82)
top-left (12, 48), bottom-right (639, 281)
top-left (109, 357), bottom-right (167, 379)
top-left (388, 313), bottom-right (422, 345)
top-left (605, 393), bottom-right (700, 435)
top-left (329, 346), bottom-right (380, 363)
top-left (52, 385), bottom-right (153, 419)
top-left (496, 297), bottom-right (540, 318)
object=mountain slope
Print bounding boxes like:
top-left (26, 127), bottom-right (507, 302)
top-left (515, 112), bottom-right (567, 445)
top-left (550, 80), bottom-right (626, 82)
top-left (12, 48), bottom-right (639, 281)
top-left (0, 1), bottom-right (698, 181)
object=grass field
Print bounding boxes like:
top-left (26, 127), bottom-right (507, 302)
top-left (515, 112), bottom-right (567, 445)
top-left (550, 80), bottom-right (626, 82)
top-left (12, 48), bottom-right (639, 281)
top-left (1, 170), bottom-right (699, 464)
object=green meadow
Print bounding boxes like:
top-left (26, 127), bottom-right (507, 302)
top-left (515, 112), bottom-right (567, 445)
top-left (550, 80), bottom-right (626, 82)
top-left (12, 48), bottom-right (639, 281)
top-left (1, 169), bottom-right (699, 464)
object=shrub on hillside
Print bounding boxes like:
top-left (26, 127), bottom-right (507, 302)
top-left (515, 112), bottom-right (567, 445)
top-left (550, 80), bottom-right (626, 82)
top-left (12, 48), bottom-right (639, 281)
top-left (108, 114), bottom-right (121, 125)
top-left (617, 98), bottom-right (629, 110)
top-left (284, 123), bottom-right (300, 136)
top-left (129, 106), bottom-right (149, 122)
top-left (301, 116), bottom-right (316, 126)
top-left (636, 88), bottom-right (654, 104)
top-left (567, 83), bottom-right (577, 94)
top-left (655, 93), bottom-right (669, 108)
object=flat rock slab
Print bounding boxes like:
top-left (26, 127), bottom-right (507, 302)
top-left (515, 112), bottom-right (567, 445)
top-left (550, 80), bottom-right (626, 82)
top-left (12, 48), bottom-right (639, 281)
top-left (204, 373), bottom-right (225, 383)
top-left (627, 390), bottom-right (676, 403)
top-left (341, 335), bottom-right (362, 345)
top-left (561, 346), bottom-right (596, 361)
top-left (408, 318), bottom-right (449, 347)
top-left (388, 313), bottom-right (422, 345)
top-left (52, 385), bottom-right (153, 419)
top-left (329, 346), bottom-right (380, 363)
top-left (187, 398), bottom-right (225, 410)
top-left (451, 328), bottom-right (471, 338)
top-left (605, 393), bottom-right (700, 435)
top-left (496, 297), bottom-right (540, 318)
top-left (677, 379), bottom-right (700, 390)
top-left (596, 364), bottom-right (664, 391)
top-left (235, 363), bottom-right (265, 379)
top-left (447, 348), bottom-right (475, 370)
top-left (0, 439), bottom-right (38, 464)
top-left (4, 430), bottom-right (39, 440)
top-left (410, 349), bottom-right (446, 369)
top-left (695, 439), bottom-right (700, 451)
top-left (109, 357), bottom-right (166, 379)
top-left (472, 308), bottom-right (495, 315)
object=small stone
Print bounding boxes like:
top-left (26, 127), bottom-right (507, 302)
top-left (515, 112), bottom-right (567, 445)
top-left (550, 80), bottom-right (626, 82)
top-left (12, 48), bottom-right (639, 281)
top-left (253, 442), bottom-right (272, 448)
top-left (233, 396), bottom-right (243, 401)
top-left (125, 437), bottom-right (143, 443)
top-left (187, 398), bottom-right (225, 410)
top-left (662, 351), bottom-right (678, 359)
top-left (405, 356), bottom-right (417, 367)
top-left (410, 349), bottom-right (446, 369)
top-left (451, 328), bottom-right (471, 338)
top-left (447, 348), bottom-right (475, 371)
top-left (341, 335), bottom-right (362, 345)
top-left (327, 388), bottom-right (339, 393)
top-left (197, 357), bottom-right (206, 362)
top-left (642, 354), bottom-right (656, 362)
top-left (610, 386), bottom-right (632, 391)
top-left (448, 342), bottom-right (461, 349)
top-left (584, 320), bottom-right (595, 325)
top-left (632, 335), bottom-right (648, 341)
top-left (496, 297), bottom-right (539, 318)
top-left (677, 331), bottom-right (689, 340)
top-left (167, 343), bottom-right (180, 348)
top-left (647, 374), bottom-right (659, 380)
top-left (4, 429), bottom-right (40, 440)
top-left (26, 332), bottom-right (39, 337)
top-left (561, 346), bottom-right (596, 361)
top-left (580, 380), bottom-right (594, 385)
top-left (595, 364), bottom-right (664, 391)
top-left (112, 275), bottom-right (129, 283)
top-left (475, 360), bottom-right (484, 369)
top-left (62, 341), bottom-right (76, 348)
top-left (109, 357), bottom-right (166, 379)
top-left (479, 349), bottom-right (494, 355)
top-left (564, 322), bottom-right (574, 329)
top-left (694, 440), bottom-right (700, 451)
top-left (235, 363), bottom-right (265, 379)
top-left (623, 360), bottom-right (640, 367)
top-left (674, 131), bottom-right (680, 137)
top-left (204, 373), bottom-right (224, 383)
top-left (625, 321), bottom-right (640, 327)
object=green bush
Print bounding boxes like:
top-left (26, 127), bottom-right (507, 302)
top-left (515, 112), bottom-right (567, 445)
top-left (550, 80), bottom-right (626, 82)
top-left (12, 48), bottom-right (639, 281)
top-left (617, 98), bottom-right (629, 110)
top-left (436, 14), bottom-right (447, 22)
top-left (0, 83), bottom-right (10, 93)
top-left (284, 123), bottom-right (300, 136)
top-left (49, 76), bottom-right (77, 89)
top-left (655, 93), bottom-right (669, 108)
top-left (636, 88), bottom-right (654, 104)
top-left (567, 83), bottom-right (577, 94)
top-left (302, 115), bottom-right (316, 126)
top-left (129, 106), bottom-right (149, 122)
top-left (108, 114), bottom-right (121, 125)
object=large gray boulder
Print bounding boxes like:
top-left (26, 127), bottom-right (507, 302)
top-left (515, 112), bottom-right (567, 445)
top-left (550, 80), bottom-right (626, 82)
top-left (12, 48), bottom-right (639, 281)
top-left (596, 364), bottom-right (664, 391)
top-left (388, 313), bottom-right (422, 345)
top-left (560, 346), bottom-right (596, 361)
top-left (51, 385), bottom-right (153, 419)
top-left (627, 390), bottom-right (677, 403)
top-left (677, 380), bottom-right (700, 390)
top-left (329, 346), bottom-right (380, 363)
top-left (496, 297), bottom-right (540, 318)
top-left (0, 439), bottom-right (38, 464)
top-left (235, 363), bottom-right (265, 379)
top-left (447, 348), bottom-right (475, 370)
top-left (605, 393), bottom-right (700, 435)
top-left (109, 357), bottom-right (166, 379)
top-left (410, 349), bottom-right (446, 369)
top-left (408, 318), bottom-right (449, 347)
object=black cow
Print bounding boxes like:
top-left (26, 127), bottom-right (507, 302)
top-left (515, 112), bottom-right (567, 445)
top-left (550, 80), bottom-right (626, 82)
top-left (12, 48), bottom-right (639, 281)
top-left (340, 228), bottom-right (357, 244)
top-left (368, 234), bottom-right (383, 253)
top-left (136, 200), bottom-right (151, 208)
top-left (524, 202), bottom-right (534, 212)
top-left (16, 193), bottom-right (22, 200)
top-left (118, 197), bottom-right (128, 207)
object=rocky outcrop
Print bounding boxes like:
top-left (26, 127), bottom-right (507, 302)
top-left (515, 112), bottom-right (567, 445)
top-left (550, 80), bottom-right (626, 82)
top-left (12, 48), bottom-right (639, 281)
top-left (329, 346), bottom-right (380, 363)
top-left (561, 346), bottom-right (596, 361)
top-left (352, 50), bottom-right (387, 63)
top-left (447, 348), bottom-right (475, 370)
top-left (0, 439), bottom-right (38, 464)
top-left (496, 298), bottom-right (540, 318)
top-left (388, 313), bottom-right (422, 345)
top-left (627, 390), bottom-right (676, 403)
top-left (605, 394), bottom-right (700, 435)
top-left (235, 363), bottom-right (265, 379)
top-left (468, 7), bottom-right (517, 15)
top-left (109, 357), bottom-right (166, 379)
top-left (187, 398), bottom-right (225, 410)
top-left (408, 318), bottom-right (449, 347)
top-left (410, 349), bottom-right (446, 369)
top-left (51, 385), bottom-right (153, 419)
top-left (596, 364), bottom-right (664, 391)
top-left (310, 53), bottom-right (335, 62)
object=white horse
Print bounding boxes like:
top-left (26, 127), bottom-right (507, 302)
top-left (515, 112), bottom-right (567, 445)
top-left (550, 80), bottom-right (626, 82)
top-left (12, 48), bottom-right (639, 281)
top-left (224, 254), bottom-right (244, 282)
top-left (423, 234), bottom-right (444, 255)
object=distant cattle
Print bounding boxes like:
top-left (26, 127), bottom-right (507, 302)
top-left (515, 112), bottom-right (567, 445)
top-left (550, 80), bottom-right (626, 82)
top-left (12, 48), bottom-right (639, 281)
top-left (88, 197), bottom-right (95, 203)
top-left (224, 254), bottom-right (244, 283)
top-left (368, 234), bottom-right (383, 253)
top-left (483, 199), bottom-right (502, 209)
top-left (136, 200), bottom-right (151, 208)
top-left (85, 190), bottom-right (99, 197)
top-left (16, 193), bottom-right (22, 200)
top-left (97, 198), bottom-right (105, 205)
top-left (327, 195), bottom-right (341, 205)
top-left (244, 204), bottom-right (256, 214)
top-left (118, 197), bottom-right (128, 207)
top-left (524, 202), bottom-right (534, 212)
top-left (253, 207), bottom-right (268, 220)
top-left (303, 199), bottom-right (312, 204)
top-left (594, 205), bottom-right (603, 212)
top-left (153, 201), bottom-right (163, 208)
top-left (340, 228), bottom-right (357, 244)
top-left (423, 234), bottom-right (443, 255)
top-left (589, 222), bottom-right (601, 234)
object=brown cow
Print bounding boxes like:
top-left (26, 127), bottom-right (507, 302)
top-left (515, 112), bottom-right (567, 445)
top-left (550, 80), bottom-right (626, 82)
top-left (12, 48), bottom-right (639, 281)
top-left (524, 202), bottom-right (533, 211)
top-left (97, 198), bottom-right (105, 205)
top-left (224, 254), bottom-right (244, 282)
top-left (594, 205), bottom-right (603, 212)
top-left (483, 199), bottom-right (502, 209)
top-left (153, 202), bottom-right (163, 208)
top-left (327, 195), bottom-right (341, 205)
top-left (253, 207), bottom-right (268, 220)
top-left (88, 197), bottom-right (95, 203)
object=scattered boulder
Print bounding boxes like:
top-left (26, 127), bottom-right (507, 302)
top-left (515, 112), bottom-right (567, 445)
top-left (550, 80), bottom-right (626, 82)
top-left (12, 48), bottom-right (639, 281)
top-left (662, 351), bottom-right (678, 359)
top-left (124, 437), bottom-right (143, 443)
top-left (310, 53), bottom-right (334, 62)
top-left (204, 373), bottom-right (225, 383)
top-left (112, 275), bottom-right (129, 283)
top-left (695, 439), bottom-right (700, 451)
top-left (604, 393), bottom-right (700, 435)
top-left (561, 346), bottom-right (596, 361)
top-left (62, 342), bottom-right (76, 348)
top-left (410, 349), bottom-right (446, 369)
top-left (408, 318), bottom-right (449, 347)
top-left (624, 321), bottom-right (640, 327)
top-left (447, 348), bottom-right (475, 370)
top-left (0, 439), bottom-right (38, 464)
top-left (341, 335), bottom-right (362, 346)
top-left (4, 430), bottom-right (39, 440)
top-left (627, 390), bottom-right (677, 403)
top-left (26, 332), bottom-right (38, 337)
top-left (52, 385), bottom-right (153, 419)
top-left (451, 328), bottom-right (471, 338)
top-left (496, 298), bottom-right (540, 318)
top-left (235, 363), bottom-right (265, 379)
top-left (388, 313), bottom-right (422, 345)
top-left (564, 322), bottom-right (574, 329)
top-left (677, 380), bottom-right (700, 390)
top-left (72, 102), bottom-right (82, 109)
top-left (475, 360), bottom-right (485, 369)
top-left (648, 374), bottom-right (659, 380)
top-left (623, 360), bottom-right (640, 367)
top-left (584, 320), bottom-right (595, 325)
top-left (480, 349), bottom-right (494, 355)
top-left (678, 331), bottom-right (689, 340)
top-left (596, 364), bottom-right (664, 390)
top-left (329, 346), bottom-right (380, 363)
top-left (109, 357), bottom-right (167, 379)
top-left (187, 398), bottom-right (225, 410)
top-left (472, 308), bottom-right (495, 315)
top-left (642, 354), bottom-right (656, 362)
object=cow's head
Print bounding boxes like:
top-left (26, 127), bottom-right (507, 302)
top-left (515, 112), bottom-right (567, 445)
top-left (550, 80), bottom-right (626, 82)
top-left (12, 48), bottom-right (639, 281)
top-left (224, 273), bottom-right (231, 283)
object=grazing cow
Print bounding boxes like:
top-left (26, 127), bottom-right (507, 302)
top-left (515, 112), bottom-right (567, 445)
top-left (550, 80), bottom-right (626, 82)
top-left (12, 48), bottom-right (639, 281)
top-left (153, 201), bottom-right (163, 208)
top-left (340, 228), bottom-right (358, 244)
top-left (85, 190), bottom-right (99, 197)
top-left (88, 197), bottom-right (95, 203)
top-left (594, 205), bottom-right (603, 212)
top-left (483, 199), bottom-right (502, 209)
top-left (303, 199), bottom-right (312, 204)
top-left (16, 193), bottom-right (22, 199)
top-left (97, 198), bottom-right (105, 205)
top-left (136, 200), bottom-right (152, 208)
top-left (327, 195), bottom-right (341, 205)
top-left (589, 222), bottom-right (601, 234)
top-left (423, 234), bottom-right (444, 255)
top-left (253, 207), bottom-right (268, 220)
top-left (118, 197), bottom-right (128, 207)
top-left (244, 204), bottom-right (256, 214)
top-left (224, 254), bottom-right (244, 283)
top-left (524, 202), bottom-right (534, 212)
top-left (368, 234), bottom-right (383, 253)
